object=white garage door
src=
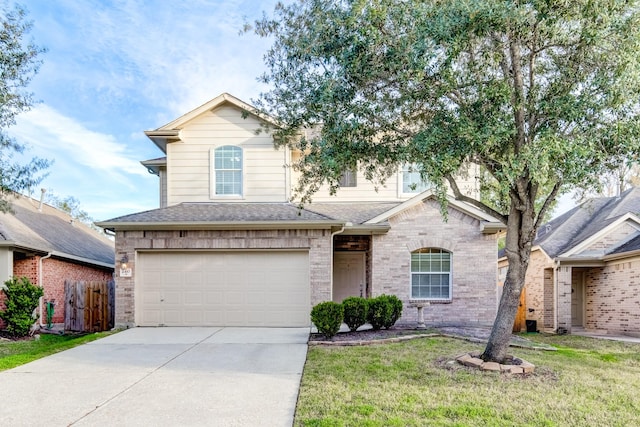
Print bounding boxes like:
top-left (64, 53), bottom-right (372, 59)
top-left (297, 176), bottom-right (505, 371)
top-left (136, 251), bottom-right (310, 327)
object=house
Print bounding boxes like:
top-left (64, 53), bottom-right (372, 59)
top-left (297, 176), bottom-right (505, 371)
top-left (499, 187), bottom-right (640, 336)
top-left (0, 193), bottom-right (115, 327)
top-left (97, 93), bottom-right (505, 329)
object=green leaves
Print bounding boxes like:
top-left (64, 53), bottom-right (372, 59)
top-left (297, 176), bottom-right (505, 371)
top-left (0, 3), bottom-right (49, 211)
top-left (253, 0), bottom-right (640, 222)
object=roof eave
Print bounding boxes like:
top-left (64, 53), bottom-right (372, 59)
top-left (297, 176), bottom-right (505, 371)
top-left (555, 256), bottom-right (606, 267)
top-left (95, 220), bottom-right (344, 231)
top-left (481, 222), bottom-right (507, 234)
top-left (341, 224), bottom-right (391, 235)
top-left (602, 249), bottom-right (640, 262)
top-left (143, 130), bottom-right (181, 153)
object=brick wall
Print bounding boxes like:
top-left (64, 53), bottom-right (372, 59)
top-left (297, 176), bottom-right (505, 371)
top-left (41, 258), bottom-right (113, 323)
top-left (585, 258), bottom-right (640, 335)
top-left (585, 221), bottom-right (638, 252)
top-left (114, 228), bottom-right (332, 327)
top-left (0, 255), bottom-right (112, 327)
top-left (371, 199), bottom-right (499, 327)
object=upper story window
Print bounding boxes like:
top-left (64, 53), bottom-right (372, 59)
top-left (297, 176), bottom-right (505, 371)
top-left (338, 168), bottom-right (357, 187)
top-left (410, 248), bottom-right (452, 300)
top-left (213, 145), bottom-right (242, 196)
top-left (402, 164), bottom-right (431, 194)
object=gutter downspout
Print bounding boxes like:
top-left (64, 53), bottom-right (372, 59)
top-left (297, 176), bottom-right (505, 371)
top-left (38, 252), bottom-right (53, 328)
top-left (329, 223), bottom-right (349, 301)
top-left (553, 259), bottom-right (560, 332)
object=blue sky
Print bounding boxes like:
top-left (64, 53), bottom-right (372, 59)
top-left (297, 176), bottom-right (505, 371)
top-left (9, 0), bottom-right (575, 222)
top-left (9, 0), bottom-right (278, 221)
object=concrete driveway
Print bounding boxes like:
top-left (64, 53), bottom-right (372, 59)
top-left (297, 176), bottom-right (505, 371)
top-left (0, 327), bottom-right (309, 426)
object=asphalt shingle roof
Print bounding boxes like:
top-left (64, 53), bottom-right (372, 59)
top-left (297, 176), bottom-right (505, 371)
top-left (0, 195), bottom-right (115, 267)
top-left (535, 187), bottom-right (640, 258)
top-left (100, 201), bottom-right (404, 226)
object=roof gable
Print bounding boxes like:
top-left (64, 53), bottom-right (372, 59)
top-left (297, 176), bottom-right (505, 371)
top-left (364, 190), bottom-right (504, 232)
top-left (536, 187), bottom-right (640, 258)
top-left (145, 93), bottom-right (278, 153)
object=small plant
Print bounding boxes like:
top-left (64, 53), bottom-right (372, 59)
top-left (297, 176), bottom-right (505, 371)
top-left (367, 294), bottom-right (403, 330)
top-left (342, 297), bottom-right (368, 332)
top-left (0, 277), bottom-right (44, 337)
top-left (311, 301), bottom-right (344, 339)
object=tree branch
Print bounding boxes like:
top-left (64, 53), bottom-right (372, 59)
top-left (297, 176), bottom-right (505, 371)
top-left (534, 181), bottom-right (562, 230)
top-left (446, 174), bottom-right (508, 223)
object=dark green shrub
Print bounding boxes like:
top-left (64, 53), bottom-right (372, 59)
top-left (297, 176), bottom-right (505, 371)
top-left (0, 277), bottom-right (44, 336)
top-left (342, 297), bottom-right (368, 331)
top-left (381, 294), bottom-right (403, 329)
top-left (311, 301), bottom-right (343, 339)
top-left (367, 294), bottom-right (404, 330)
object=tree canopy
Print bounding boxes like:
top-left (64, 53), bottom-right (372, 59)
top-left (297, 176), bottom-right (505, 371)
top-left (252, 0), bottom-right (640, 362)
top-left (0, 2), bottom-right (49, 212)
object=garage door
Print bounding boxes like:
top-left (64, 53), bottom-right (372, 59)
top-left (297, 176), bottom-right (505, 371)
top-left (136, 251), bottom-right (310, 327)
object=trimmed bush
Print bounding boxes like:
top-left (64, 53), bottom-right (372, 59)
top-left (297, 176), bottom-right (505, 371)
top-left (342, 297), bottom-right (368, 332)
top-left (0, 277), bottom-right (44, 337)
top-left (367, 294), bottom-right (403, 330)
top-left (382, 294), bottom-right (403, 329)
top-left (311, 301), bottom-right (344, 339)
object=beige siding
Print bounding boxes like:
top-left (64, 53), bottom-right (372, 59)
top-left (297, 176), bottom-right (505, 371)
top-left (166, 105), bottom-right (287, 205)
top-left (290, 151), bottom-right (480, 202)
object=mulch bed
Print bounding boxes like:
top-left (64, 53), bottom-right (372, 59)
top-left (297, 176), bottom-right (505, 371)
top-left (310, 327), bottom-right (432, 343)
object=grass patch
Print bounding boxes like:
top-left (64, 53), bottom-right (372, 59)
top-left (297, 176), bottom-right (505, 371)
top-left (0, 331), bottom-right (115, 371)
top-left (295, 335), bottom-right (640, 426)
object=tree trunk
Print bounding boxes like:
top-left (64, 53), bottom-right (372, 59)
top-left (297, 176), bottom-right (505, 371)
top-left (482, 187), bottom-right (536, 363)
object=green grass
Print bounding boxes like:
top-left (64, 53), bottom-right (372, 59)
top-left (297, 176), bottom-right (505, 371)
top-left (295, 335), bottom-right (640, 426)
top-left (0, 331), bottom-right (115, 371)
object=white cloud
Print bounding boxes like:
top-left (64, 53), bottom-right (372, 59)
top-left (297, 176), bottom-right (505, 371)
top-left (11, 104), bottom-right (149, 186)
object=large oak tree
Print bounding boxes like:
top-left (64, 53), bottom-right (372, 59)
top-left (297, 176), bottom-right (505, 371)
top-left (250, 0), bottom-right (640, 362)
top-left (0, 2), bottom-right (49, 212)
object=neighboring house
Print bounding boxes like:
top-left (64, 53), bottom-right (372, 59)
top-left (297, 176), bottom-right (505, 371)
top-left (499, 187), bottom-right (640, 336)
top-left (0, 194), bottom-right (115, 327)
top-left (97, 93), bottom-right (505, 329)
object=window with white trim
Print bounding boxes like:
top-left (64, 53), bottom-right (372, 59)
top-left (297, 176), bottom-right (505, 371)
top-left (338, 168), bottom-right (357, 187)
top-left (411, 248), bottom-right (452, 300)
top-left (402, 164), bottom-right (431, 194)
top-left (213, 145), bottom-right (242, 196)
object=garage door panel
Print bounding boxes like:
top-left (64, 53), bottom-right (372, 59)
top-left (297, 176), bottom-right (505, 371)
top-left (137, 251), bottom-right (310, 327)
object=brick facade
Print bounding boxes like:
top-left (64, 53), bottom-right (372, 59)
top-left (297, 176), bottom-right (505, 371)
top-left (371, 200), bottom-right (498, 327)
top-left (113, 228), bottom-right (332, 328)
top-left (0, 255), bottom-right (113, 327)
top-left (583, 258), bottom-right (640, 335)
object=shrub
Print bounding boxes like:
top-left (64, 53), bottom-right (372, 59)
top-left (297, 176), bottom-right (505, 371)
top-left (382, 294), bottom-right (403, 329)
top-left (342, 297), bottom-right (368, 332)
top-left (367, 294), bottom-right (403, 330)
top-left (0, 277), bottom-right (44, 337)
top-left (311, 301), bottom-right (343, 339)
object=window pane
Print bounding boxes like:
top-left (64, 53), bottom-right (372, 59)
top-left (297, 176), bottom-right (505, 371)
top-left (410, 248), bottom-right (451, 299)
top-left (402, 164), bottom-right (430, 193)
top-left (214, 146), bottom-right (242, 195)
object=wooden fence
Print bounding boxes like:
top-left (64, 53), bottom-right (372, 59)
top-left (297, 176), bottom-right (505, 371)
top-left (64, 280), bottom-right (115, 332)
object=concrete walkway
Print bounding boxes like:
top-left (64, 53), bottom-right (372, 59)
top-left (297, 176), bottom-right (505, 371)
top-left (0, 327), bottom-right (309, 426)
top-left (572, 330), bottom-right (640, 344)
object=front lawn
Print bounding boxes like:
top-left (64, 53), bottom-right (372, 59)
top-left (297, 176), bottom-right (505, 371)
top-left (295, 334), bottom-right (640, 426)
top-left (0, 331), bottom-right (114, 371)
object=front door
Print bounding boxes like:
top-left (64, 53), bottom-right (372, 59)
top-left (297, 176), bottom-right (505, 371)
top-left (333, 252), bottom-right (365, 302)
top-left (571, 272), bottom-right (585, 327)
